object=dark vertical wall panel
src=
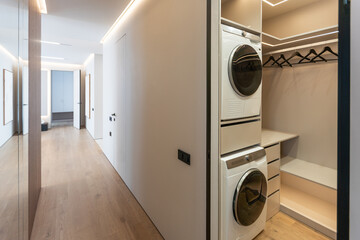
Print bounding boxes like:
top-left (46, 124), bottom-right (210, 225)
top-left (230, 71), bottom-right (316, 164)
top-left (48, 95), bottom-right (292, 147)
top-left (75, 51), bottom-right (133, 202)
top-left (337, 0), bottom-right (350, 239)
top-left (28, 0), bottom-right (41, 237)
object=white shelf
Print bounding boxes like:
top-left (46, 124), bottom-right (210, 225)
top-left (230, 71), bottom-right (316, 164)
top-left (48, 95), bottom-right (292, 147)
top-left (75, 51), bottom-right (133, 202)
top-left (262, 25), bottom-right (338, 54)
top-left (221, 17), bottom-right (261, 36)
top-left (261, 128), bottom-right (298, 148)
top-left (281, 183), bottom-right (337, 239)
top-left (281, 156), bottom-right (337, 190)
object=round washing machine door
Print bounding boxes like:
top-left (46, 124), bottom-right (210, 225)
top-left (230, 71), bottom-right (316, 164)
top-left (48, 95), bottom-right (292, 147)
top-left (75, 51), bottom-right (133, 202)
top-left (228, 44), bottom-right (262, 97)
top-left (233, 168), bottom-right (267, 226)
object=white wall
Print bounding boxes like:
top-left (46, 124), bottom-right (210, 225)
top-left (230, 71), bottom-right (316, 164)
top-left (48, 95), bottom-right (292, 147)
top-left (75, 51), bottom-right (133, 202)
top-left (102, 0), bottom-right (207, 239)
top-left (351, 1), bottom-right (360, 239)
top-left (84, 53), bottom-right (103, 139)
top-left (0, 46), bottom-right (17, 147)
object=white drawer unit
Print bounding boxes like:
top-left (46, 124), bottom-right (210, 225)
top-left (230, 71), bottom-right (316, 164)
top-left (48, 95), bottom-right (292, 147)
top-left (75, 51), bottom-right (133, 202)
top-left (267, 191), bottom-right (280, 221)
top-left (268, 159), bottom-right (280, 179)
top-left (220, 120), bottom-right (261, 155)
top-left (268, 175), bottom-right (280, 195)
top-left (265, 143), bottom-right (281, 220)
top-left (265, 144), bottom-right (280, 163)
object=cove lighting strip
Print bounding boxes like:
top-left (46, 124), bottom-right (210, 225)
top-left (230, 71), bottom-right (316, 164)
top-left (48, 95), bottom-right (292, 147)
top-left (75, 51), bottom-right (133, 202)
top-left (41, 56), bottom-right (65, 60)
top-left (41, 40), bottom-right (60, 45)
top-left (0, 44), bottom-right (17, 62)
top-left (37, 0), bottom-right (47, 14)
top-left (40, 40), bottom-right (72, 46)
top-left (83, 54), bottom-right (94, 66)
top-left (262, 31), bottom-right (339, 48)
top-left (101, 0), bottom-right (137, 43)
top-left (263, 0), bottom-right (288, 7)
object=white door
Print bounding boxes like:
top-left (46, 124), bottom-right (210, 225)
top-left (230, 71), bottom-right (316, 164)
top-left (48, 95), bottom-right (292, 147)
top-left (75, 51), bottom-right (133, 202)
top-left (73, 70), bottom-right (81, 129)
top-left (113, 35), bottom-right (127, 179)
top-left (22, 66), bottom-right (29, 135)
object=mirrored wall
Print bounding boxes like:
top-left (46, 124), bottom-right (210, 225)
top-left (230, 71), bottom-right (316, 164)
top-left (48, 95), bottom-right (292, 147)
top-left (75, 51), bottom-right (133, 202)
top-left (0, 0), bottom-right (29, 239)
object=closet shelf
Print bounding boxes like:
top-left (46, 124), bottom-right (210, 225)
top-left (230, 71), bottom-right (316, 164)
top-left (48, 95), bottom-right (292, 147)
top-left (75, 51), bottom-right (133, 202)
top-left (221, 17), bottom-right (261, 36)
top-left (262, 25), bottom-right (338, 54)
top-left (280, 183), bottom-right (337, 239)
top-left (261, 129), bottom-right (298, 148)
top-left (280, 156), bottom-right (337, 190)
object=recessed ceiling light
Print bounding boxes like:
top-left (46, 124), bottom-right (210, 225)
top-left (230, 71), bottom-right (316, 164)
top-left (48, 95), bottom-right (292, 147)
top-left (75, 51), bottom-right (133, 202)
top-left (37, 0), bottom-right (47, 14)
top-left (40, 40), bottom-right (72, 46)
top-left (263, 0), bottom-right (288, 7)
top-left (41, 56), bottom-right (65, 60)
top-left (41, 40), bottom-right (61, 45)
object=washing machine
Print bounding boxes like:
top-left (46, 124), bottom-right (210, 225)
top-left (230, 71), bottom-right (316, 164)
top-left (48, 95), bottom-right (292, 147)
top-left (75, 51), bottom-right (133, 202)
top-left (220, 146), bottom-right (267, 240)
top-left (221, 24), bottom-right (263, 121)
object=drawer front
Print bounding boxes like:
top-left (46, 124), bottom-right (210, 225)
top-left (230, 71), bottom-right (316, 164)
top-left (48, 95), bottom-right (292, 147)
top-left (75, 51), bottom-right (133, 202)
top-left (265, 144), bottom-right (280, 163)
top-left (220, 120), bottom-right (261, 155)
top-left (268, 159), bottom-right (280, 179)
top-left (267, 191), bottom-right (280, 220)
top-left (267, 175), bottom-right (280, 196)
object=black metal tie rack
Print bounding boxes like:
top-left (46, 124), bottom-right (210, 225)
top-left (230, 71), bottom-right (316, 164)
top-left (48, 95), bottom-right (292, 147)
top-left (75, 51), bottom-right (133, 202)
top-left (263, 46), bottom-right (338, 68)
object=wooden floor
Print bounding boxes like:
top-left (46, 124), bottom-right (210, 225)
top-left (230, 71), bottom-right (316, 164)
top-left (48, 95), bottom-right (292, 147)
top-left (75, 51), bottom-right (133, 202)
top-left (0, 136), bottom-right (19, 240)
top-left (30, 126), bottom-right (331, 240)
top-left (255, 212), bottom-right (330, 240)
top-left (30, 126), bottom-right (163, 240)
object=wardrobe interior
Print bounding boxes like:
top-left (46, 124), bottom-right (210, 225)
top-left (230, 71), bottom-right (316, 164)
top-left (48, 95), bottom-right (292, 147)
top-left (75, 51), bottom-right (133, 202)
top-left (222, 0), bottom-right (338, 238)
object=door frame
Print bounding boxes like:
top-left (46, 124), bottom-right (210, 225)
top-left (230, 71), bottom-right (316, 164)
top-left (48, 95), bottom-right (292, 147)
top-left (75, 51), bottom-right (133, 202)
top-left (337, 0), bottom-right (350, 239)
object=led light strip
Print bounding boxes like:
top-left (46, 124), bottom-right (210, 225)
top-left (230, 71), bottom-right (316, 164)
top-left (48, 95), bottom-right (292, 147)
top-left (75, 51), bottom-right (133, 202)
top-left (83, 54), bottom-right (94, 66)
top-left (37, 0), bottom-right (47, 14)
top-left (262, 31), bottom-right (339, 47)
top-left (263, 0), bottom-right (288, 7)
top-left (41, 56), bottom-right (65, 60)
top-left (0, 44), bottom-right (17, 62)
top-left (41, 61), bottom-right (83, 69)
top-left (101, 0), bottom-right (137, 43)
top-left (41, 40), bottom-right (60, 45)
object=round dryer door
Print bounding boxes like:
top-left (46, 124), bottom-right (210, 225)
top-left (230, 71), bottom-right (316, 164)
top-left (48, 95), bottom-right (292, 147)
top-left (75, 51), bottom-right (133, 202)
top-left (229, 44), bottom-right (262, 97)
top-left (233, 169), bottom-right (267, 226)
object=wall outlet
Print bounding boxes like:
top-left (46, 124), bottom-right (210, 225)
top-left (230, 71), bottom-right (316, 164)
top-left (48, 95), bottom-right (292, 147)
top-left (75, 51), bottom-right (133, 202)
top-left (178, 149), bottom-right (190, 165)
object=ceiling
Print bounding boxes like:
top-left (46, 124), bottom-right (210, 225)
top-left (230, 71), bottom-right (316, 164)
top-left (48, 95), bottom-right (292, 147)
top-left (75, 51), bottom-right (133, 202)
top-left (0, 0), bottom-right (20, 57)
top-left (41, 0), bottom-right (130, 64)
top-left (263, 0), bottom-right (322, 20)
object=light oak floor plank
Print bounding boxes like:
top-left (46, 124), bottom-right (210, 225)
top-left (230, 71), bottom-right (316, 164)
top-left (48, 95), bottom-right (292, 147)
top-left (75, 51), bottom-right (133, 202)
top-left (30, 126), bottom-right (163, 240)
top-left (0, 136), bottom-right (19, 240)
top-left (255, 212), bottom-right (331, 240)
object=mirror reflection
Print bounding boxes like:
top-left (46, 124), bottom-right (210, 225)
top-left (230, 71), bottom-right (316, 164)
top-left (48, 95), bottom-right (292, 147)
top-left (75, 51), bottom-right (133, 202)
top-left (0, 0), bottom-right (20, 239)
top-left (0, 0), bottom-right (28, 239)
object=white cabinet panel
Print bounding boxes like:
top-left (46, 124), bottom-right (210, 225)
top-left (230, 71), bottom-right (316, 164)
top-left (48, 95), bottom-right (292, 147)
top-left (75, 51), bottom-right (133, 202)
top-left (51, 71), bottom-right (64, 113)
top-left (63, 71), bottom-right (74, 112)
top-left (41, 70), bottom-right (48, 116)
top-left (51, 70), bottom-right (74, 113)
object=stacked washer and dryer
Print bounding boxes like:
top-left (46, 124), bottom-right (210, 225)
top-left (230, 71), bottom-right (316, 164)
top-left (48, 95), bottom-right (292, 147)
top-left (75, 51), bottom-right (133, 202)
top-left (220, 24), bottom-right (268, 240)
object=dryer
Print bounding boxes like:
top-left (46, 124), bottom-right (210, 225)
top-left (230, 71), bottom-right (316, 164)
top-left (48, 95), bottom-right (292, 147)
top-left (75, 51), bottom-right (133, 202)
top-left (221, 24), bottom-right (263, 121)
top-left (220, 146), bottom-right (267, 240)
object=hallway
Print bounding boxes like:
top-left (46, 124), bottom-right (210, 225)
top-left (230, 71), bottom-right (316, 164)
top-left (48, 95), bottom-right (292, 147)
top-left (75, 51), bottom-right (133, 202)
top-left (30, 127), bottom-right (163, 240)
